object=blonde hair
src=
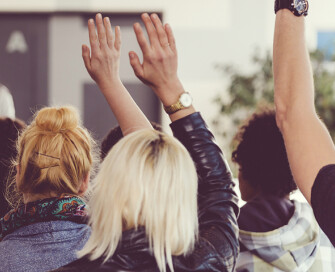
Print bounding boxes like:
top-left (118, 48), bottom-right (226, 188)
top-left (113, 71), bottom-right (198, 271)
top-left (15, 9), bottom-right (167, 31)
top-left (79, 129), bottom-right (199, 272)
top-left (14, 106), bottom-right (94, 198)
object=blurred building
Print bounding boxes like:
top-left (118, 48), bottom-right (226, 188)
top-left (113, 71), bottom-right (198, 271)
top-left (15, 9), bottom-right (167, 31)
top-left (0, 0), bottom-right (333, 140)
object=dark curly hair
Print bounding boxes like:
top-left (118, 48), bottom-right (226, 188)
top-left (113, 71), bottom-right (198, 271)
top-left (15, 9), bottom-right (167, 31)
top-left (0, 117), bottom-right (26, 216)
top-left (232, 107), bottom-right (297, 197)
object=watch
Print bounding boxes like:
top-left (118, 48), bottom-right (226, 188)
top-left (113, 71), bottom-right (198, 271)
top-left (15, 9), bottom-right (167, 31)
top-left (164, 92), bottom-right (193, 114)
top-left (274, 0), bottom-right (309, 16)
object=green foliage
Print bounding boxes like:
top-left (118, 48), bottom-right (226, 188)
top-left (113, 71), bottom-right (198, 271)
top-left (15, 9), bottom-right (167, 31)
top-left (214, 49), bottom-right (335, 138)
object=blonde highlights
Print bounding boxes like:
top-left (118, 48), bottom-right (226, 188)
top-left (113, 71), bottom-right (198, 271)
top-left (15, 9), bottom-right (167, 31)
top-left (79, 129), bottom-right (198, 272)
top-left (15, 106), bottom-right (94, 198)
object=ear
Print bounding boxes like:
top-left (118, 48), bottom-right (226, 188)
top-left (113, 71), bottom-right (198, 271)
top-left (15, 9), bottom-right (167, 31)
top-left (78, 173), bottom-right (90, 195)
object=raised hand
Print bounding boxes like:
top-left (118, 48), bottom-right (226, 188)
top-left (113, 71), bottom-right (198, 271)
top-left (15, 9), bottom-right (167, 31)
top-left (82, 13), bottom-right (121, 91)
top-left (82, 13), bottom-right (152, 135)
top-left (129, 13), bottom-right (185, 107)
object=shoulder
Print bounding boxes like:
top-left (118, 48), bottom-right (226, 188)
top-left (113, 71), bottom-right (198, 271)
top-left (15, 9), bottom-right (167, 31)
top-left (238, 196), bottom-right (295, 232)
top-left (312, 164), bottom-right (335, 205)
top-left (173, 232), bottom-right (237, 271)
top-left (3, 221), bottom-right (90, 241)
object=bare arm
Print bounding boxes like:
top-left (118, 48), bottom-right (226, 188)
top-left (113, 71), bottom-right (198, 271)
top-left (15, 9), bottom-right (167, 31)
top-left (82, 14), bottom-right (152, 135)
top-left (129, 13), bottom-right (195, 122)
top-left (273, 9), bottom-right (335, 203)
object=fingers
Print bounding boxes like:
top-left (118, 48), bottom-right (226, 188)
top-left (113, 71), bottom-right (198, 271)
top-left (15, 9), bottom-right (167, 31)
top-left (88, 19), bottom-right (99, 54)
top-left (114, 26), bottom-right (121, 51)
top-left (129, 51), bottom-right (144, 79)
top-left (135, 13), bottom-right (176, 53)
top-left (84, 13), bottom-right (122, 86)
top-left (141, 13), bottom-right (160, 47)
top-left (82, 44), bottom-right (91, 71)
top-left (88, 14), bottom-right (120, 52)
top-left (96, 13), bottom-right (108, 49)
top-left (165, 23), bottom-right (176, 53)
top-left (150, 14), bottom-right (169, 48)
top-left (103, 17), bottom-right (114, 48)
top-left (133, 23), bottom-right (150, 54)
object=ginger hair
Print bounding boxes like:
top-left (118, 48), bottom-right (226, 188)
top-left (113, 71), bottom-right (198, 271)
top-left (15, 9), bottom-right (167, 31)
top-left (15, 106), bottom-right (94, 197)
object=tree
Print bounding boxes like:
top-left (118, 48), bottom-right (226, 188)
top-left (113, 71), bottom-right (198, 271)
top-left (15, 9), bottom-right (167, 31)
top-left (213, 49), bottom-right (335, 143)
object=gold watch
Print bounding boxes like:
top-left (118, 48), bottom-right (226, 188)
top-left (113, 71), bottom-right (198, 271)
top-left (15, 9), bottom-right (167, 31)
top-left (164, 92), bottom-right (193, 114)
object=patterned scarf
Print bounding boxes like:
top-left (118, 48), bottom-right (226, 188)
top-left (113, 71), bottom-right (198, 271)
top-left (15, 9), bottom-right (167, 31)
top-left (0, 195), bottom-right (88, 240)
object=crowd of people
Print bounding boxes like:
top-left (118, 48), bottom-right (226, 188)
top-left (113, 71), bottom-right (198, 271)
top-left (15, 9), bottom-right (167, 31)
top-left (0, 1), bottom-right (334, 271)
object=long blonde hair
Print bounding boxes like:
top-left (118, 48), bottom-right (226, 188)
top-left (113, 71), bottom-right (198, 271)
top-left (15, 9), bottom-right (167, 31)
top-left (79, 129), bottom-right (199, 272)
top-left (14, 106), bottom-right (94, 199)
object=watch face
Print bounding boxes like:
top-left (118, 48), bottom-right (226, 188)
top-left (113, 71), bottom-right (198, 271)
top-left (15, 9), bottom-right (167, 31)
top-left (293, 0), bottom-right (308, 14)
top-left (180, 93), bottom-right (193, 107)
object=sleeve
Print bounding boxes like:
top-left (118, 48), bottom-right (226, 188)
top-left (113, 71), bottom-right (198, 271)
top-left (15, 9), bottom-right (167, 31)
top-left (311, 164), bottom-right (335, 246)
top-left (170, 112), bottom-right (239, 272)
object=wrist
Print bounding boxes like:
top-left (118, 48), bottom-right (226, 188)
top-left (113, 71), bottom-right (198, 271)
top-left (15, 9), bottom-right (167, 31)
top-left (98, 78), bottom-right (123, 92)
top-left (169, 106), bottom-right (196, 122)
top-left (153, 79), bottom-right (186, 106)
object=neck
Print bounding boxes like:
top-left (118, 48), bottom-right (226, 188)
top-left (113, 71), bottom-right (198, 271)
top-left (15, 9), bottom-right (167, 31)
top-left (23, 192), bottom-right (59, 204)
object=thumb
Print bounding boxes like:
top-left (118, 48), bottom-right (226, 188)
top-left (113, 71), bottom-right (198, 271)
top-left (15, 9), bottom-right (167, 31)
top-left (129, 51), bottom-right (144, 79)
top-left (82, 44), bottom-right (91, 71)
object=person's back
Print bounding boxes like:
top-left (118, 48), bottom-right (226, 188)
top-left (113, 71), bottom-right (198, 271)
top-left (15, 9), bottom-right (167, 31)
top-left (0, 117), bottom-right (25, 217)
top-left (232, 108), bottom-right (335, 271)
top-left (238, 198), bottom-right (334, 271)
top-left (53, 117), bottom-right (239, 272)
top-left (1, 220), bottom-right (90, 272)
top-left (272, 0), bottom-right (335, 246)
top-left (0, 106), bottom-right (94, 272)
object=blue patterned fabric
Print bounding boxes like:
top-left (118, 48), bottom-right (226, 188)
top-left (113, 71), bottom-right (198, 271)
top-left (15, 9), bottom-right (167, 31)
top-left (0, 195), bottom-right (87, 240)
top-left (0, 196), bottom-right (90, 272)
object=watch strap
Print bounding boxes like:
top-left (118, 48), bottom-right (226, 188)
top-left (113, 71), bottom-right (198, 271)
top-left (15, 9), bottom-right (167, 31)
top-left (164, 101), bottom-right (184, 114)
top-left (275, 0), bottom-right (308, 16)
top-left (275, 0), bottom-right (291, 14)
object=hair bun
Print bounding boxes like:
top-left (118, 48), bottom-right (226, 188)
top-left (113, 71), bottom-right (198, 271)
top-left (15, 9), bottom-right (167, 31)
top-left (35, 106), bottom-right (79, 132)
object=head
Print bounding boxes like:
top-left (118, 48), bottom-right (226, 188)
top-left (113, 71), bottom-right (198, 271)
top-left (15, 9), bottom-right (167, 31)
top-left (14, 106), bottom-right (95, 203)
top-left (100, 121), bottom-right (163, 161)
top-left (0, 118), bottom-right (26, 216)
top-left (79, 129), bottom-right (198, 272)
top-left (0, 85), bottom-right (15, 119)
top-left (232, 107), bottom-right (296, 201)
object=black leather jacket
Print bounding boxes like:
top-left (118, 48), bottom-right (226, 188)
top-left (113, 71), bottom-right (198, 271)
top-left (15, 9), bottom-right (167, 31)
top-left (52, 112), bottom-right (239, 272)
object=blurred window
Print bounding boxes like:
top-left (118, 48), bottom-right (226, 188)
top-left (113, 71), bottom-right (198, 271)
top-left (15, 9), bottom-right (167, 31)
top-left (317, 31), bottom-right (335, 61)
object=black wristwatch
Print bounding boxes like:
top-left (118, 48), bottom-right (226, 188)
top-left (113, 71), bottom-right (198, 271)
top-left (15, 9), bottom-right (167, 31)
top-left (275, 0), bottom-right (309, 16)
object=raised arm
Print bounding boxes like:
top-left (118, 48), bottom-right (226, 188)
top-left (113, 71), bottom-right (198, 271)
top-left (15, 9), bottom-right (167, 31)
top-left (82, 13), bottom-right (152, 135)
top-left (129, 13), bottom-right (239, 271)
top-left (273, 8), bottom-right (335, 203)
